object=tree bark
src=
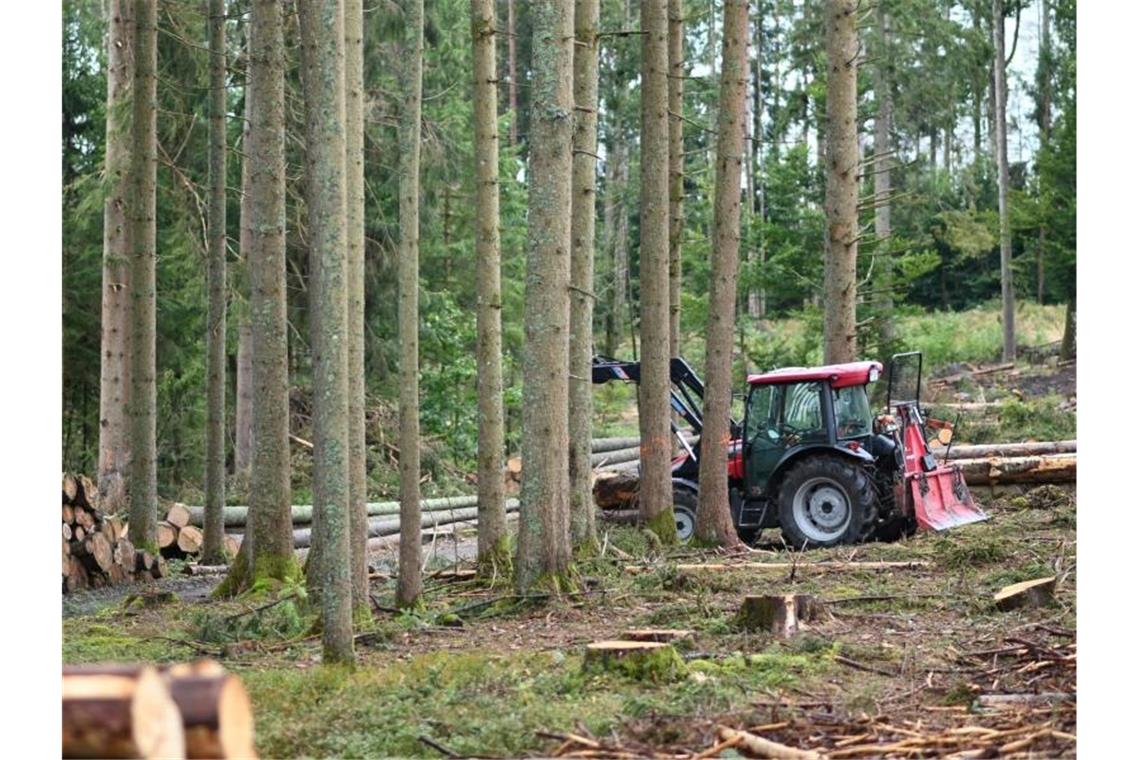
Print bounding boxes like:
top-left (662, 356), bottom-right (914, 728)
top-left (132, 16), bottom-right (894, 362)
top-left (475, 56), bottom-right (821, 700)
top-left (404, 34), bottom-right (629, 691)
top-left (515, 0), bottom-right (575, 592)
top-left (696, 0), bottom-right (748, 549)
top-left (298, 0), bottom-right (354, 663)
top-left (822, 0), bottom-right (860, 364)
top-left (667, 0), bottom-right (684, 356)
top-left (202, 0), bottom-right (228, 566)
top-left (747, 9), bottom-right (764, 320)
top-left (873, 5), bottom-right (895, 362)
top-left (396, 0), bottom-right (425, 609)
top-left (471, 0), bottom-right (509, 572)
top-left (234, 89), bottom-right (254, 483)
top-left (1036, 0), bottom-right (1051, 305)
top-left (569, 0), bottom-right (601, 552)
top-left (603, 138), bottom-right (630, 357)
top-left (993, 0), bottom-right (1016, 362)
top-left (507, 0), bottom-right (520, 147)
top-left (1059, 292), bottom-right (1075, 361)
top-left (127, 0), bottom-right (158, 552)
top-left (637, 0), bottom-right (677, 543)
top-left (98, 0), bottom-right (133, 514)
top-left (345, 0), bottom-right (369, 617)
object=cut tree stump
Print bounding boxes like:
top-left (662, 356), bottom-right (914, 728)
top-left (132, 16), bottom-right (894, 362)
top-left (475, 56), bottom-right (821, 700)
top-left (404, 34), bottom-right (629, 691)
top-left (593, 470), bottom-right (640, 510)
top-left (177, 525), bottom-right (204, 555)
top-left (62, 665), bottom-right (185, 759)
top-left (621, 629), bottom-right (694, 644)
top-left (166, 503), bottom-right (192, 529)
top-left (739, 594), bottom-right (826, 637)
top-left (993, 576), bottom-right (1056, 611)
top-left (582, 641), bottom-right (685, 681)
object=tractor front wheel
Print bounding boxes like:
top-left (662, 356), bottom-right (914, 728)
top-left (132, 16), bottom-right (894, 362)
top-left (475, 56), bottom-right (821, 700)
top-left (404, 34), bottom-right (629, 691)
top-left (671, 488), bottom-right (698, 543)
top-left (777, 457), bottom-right (877, 548)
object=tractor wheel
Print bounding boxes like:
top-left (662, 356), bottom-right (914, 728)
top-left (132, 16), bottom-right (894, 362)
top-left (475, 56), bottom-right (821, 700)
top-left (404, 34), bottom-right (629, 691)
top-left (671, 488), bottom-right (698, 543)
top-left (777, 457), bottom-right (877, 548)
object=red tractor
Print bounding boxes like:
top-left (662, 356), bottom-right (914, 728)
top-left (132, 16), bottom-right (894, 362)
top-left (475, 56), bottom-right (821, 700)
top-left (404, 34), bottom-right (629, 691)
top-left (592, 352), bottom-right (987, 546)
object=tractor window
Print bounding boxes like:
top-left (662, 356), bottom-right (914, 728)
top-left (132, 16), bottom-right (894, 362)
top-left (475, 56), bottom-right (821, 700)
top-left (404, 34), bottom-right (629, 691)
top-left (745, 384), bottom-right (777, 442)
top-left (782, 382), bottom-right (826, 441)
top-left (833, 386), bottom-right (872, 439)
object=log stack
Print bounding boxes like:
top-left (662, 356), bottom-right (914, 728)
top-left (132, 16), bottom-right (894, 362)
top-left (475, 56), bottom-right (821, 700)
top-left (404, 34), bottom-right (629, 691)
top-left (62, 473), bottom-right (166, 593)
top-left (158, 503), bottom-right (240, 560)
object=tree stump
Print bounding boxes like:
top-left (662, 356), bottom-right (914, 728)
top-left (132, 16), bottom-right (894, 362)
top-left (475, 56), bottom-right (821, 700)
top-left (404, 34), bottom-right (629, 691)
top-left (62, 665), bottom-right (185, 759)
top-left (738, 594), bottom-right (826, 637)
top-left (582, 641), bottom-right (685, 682)
top-left (994, 576), bottom-right (1056, 611)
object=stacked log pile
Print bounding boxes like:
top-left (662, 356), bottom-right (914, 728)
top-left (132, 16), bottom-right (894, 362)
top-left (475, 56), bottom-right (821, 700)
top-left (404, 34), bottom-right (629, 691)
top-left (62, 473), bottom-right (166, 593)
top-left (62, 660), bottom-right (257, 759)
top-left (157, 503), bottom-right (240, 560)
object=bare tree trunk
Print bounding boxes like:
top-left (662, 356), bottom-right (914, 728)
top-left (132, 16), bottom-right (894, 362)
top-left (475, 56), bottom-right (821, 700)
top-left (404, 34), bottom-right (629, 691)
top-left (344, 0), bottom-right (369, 617)
top-left (873, 5), bottom-right (895, 361)
top-left (234, 316), bottom-right (252, 478)
top-left (396, 0), bottom-right (425, 608)
top-left (298, 0), bottom-right (354, 663)
top-left (993, 0), bottom-right (1016, 362)
top-left (569, 0), bottom-right (600, 552)
top-left (218, 0), bottom-right (297, 596)
top-left (638, 0), bottom-right (677, 542)
top-left (507, 0), bottom-right (520, 148)
top-left (99, 0), bottom-right (133, 514)
top-left (696, 0), bottom-right (748, 549)
top-left (1036, 0), bottom-right (1051, 305)
top-left (603, 139), bottom-right (629, 357)
top-left (746, 9), bottom-right (763, 320)
top-left (128, 0), bottom-right (157, 552)
top-left (515, 0), bottom-right (575, 592)
top-left (822, 0), bottom-right (859, 364)
top-left (1059, 291), bottom-right (1075, 361)
top-left (471, 0), bottom-right (509, 571)
top-left (667, 0), bottom-right (684, 356)
top-left (202, 0), bottom-right (228, 565)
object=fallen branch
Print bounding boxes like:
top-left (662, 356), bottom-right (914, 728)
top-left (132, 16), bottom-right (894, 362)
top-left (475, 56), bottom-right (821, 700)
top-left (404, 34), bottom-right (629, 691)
top-left (624, 561), bottom-right (932, 574)
top-left (715, 725), bottom-right (823, 760)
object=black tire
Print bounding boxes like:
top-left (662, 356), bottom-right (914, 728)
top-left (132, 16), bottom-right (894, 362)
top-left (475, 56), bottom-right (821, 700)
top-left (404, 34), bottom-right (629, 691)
top-left (777, 456), bottom-right (877, 548)
top-left (671, 487), bottom-right (698, 543)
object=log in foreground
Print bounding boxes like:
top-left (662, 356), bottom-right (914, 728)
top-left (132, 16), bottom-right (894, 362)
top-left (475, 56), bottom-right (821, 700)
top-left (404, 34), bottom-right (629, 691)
top-left (954, 453), bottom-right (1076, 485)
top-left (934, 439), bottom-right (1076, 459)
top-left (163, 661), bottom-right (256, 759)
top-left (581, 641), bottom-right (685, 682)
top-left (62, 665), bottom-right (185, 759)
top-left (625, 561), bottom-right (932, 574)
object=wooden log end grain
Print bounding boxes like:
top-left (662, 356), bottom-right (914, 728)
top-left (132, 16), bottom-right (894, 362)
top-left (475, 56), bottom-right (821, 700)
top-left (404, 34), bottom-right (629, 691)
top-left (177, 525), bottom-right (204, 556)
top-left (63, 473), bottom-right (79, 504)
top-left (62, 665), bottom-right (186, 759)
top-left (994, 576), bottom-right (1056, 612)
top-left (582, 641), bottom-right (685, 682)
top-left (165, 670), bottom-right (257, 759)
top-left (166, 503), bottom-right (192, 529)
top-left (157, 522), bottom-right (179, 550)
top-left (82, 532), bottom-right (116, 575)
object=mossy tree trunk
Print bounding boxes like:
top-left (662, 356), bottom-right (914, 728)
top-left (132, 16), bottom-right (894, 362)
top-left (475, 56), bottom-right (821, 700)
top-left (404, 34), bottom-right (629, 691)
top-left (822, 0), bottom-right (859, 365)
top-left (569, 0), bottom-right (600, 553)
top-left (397, 0), bottom-right (425, 608)
top-left (98, 0), bottom-right (133, 514)
top-left (471, 0), bottom-right (509, 572)
top-left (696, 0), bottom-right (747, 549)
top-left (993, 0), bottom-right (1016, 362)
top-left (667, 0), bottom-right (684, 357)
top-left (344, 0), bottom-right (369, 617)
top-left (219, 0), bottom-right (298, 597)
top-left (638, 0), bottom-right (677, 543)
top-left (872, 5), bottom-right (895, 364)
top-left (128, 0), bottom-right (158, 552)
top-left (298, 0), bottom-right (355, 663)
top-left (202, 0), bottom-right (228, 566)
top-left (515, 0), bottom-right (575, 593)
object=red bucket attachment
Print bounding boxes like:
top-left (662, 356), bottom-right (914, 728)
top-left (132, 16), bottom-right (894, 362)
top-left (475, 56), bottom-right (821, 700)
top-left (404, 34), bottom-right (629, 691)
top-left (909, 465), bottom-right (988, 532)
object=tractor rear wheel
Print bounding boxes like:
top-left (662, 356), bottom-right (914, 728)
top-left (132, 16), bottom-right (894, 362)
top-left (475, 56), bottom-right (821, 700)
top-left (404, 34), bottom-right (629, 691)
top-left (777, 457), bottom-right (877, 548)
top-left (671, 488), bottom-right (698, 543)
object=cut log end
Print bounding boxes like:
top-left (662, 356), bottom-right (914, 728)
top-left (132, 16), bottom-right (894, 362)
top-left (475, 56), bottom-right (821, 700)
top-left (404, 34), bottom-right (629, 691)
top-left (62, 666), bottom-right (186, 760)
top-left (993, 576), bottom-right (1056, 612)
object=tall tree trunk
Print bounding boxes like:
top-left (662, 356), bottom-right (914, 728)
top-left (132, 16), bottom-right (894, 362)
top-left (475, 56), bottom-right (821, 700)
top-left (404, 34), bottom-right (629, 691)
top-left (515, 0), bottom-right (575, 592)
top-left (507, 0), bottom-right (520, 148)
top-left (219, 0), bottom-right (297, 596)
top-left (99, 0), bottom-right (133, 514)
top-left (993, 0), bottom-right (1016, 362)
top-left (396, 0), bottom-right (425, 609)
top-left (471, 0), bottom-right (509, 571)
top-left (344, 0), bottom-right (369, 617)
top-left (696, 0), bottom-right (748, 549)
top-left (233, 88), bottom-right (254, 485)
top-left (298, 0), bottom-right (354, 663)
top-left (638, 0), bottom-right (677, 542)
top-left (873, 5), bottom-right (895, 361)
top-left (746, 9), bottom-right (763, 320)
top-left (822, 0), bottom-right (859, 364)
top-left (569, 0), bottom-right (600, 552)
top-left (667, 0), bottom-right (684, 356)
top-left (203, 0), bottom-right (228, 565)
top-left (128, 0), bottom-right (157, 551)
top-left (603, 138), bottom-right (629, 357)
top-left (1036, 0), bottom-right (1051, 305)
top-left (1059, 290), bottom-right (1075, 361)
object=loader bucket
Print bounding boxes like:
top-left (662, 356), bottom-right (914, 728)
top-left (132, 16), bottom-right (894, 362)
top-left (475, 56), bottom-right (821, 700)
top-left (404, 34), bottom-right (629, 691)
top-left (908, 465), bottom-right (989, 532)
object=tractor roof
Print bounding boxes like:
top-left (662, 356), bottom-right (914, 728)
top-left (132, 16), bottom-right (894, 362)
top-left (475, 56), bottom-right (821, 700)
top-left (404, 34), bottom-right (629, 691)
top-left (747, 360), bottom-right (883, 389)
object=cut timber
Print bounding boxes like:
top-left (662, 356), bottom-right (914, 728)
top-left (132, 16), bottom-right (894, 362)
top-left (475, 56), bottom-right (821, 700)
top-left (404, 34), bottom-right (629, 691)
top-left (75, 474), bottom-right (100, 510)
top-left (716, 725), bottom-right (823, 760)
top-left (104, 514), bottom-right (127, 540)
top-left (994, 576), bottom-right (1056, 611)
top-left (114, 538), bottom-right (136, 568)
top-left (166, 503), bottom-right (192, 529)
top-left (934, 440), bottom-right (1076, 459)
top-left (63, 472), bottom-right (78, 503)
top-left (223, 535), bottom-right (240, 557)
top-left (63, 539), bottom-right (71, 577)
top-left (739, 594), bottom-right (826, 637)
top-left (593, 470), bottom-right (640, 510)
top-left (185, 564), bottom-right (229, 576)
top-left (975, 692), bottom-right (1074, 709)
top-left (66, 556), bottom-right (89, 593)
top-left (955, 454), bottom-right (1076, 485)
top-left (64, 523), bottom-right (73, 541)
top-left (625, 561), bottom-right (932, 574)
top-left (157, 521), bottom-right (178, 549)
top-left (74, 525), bottom-right (86, 543)
top-left (62, 665), bottom-right (185, 759)
top-left (592, 436), bottom-right (642, 452)
top-left (136, 550), bottom-right (155, 574)
top-left (82, 532), bottom-right (115, 574)
top-left (177, 525), bottom-right (204, 555)
top-left (589, 445), bottom-right (642, 468)
top-left (621, 628), bottom-right (694, 644)
top-left (163, 670), bottom-right (256, 759)
top-left (582, 641), bottom-right (685, 682)
top-left (505, 457), bottom-right (523, 476)
top-left (63, 503), bottom-right (75, 525)
top-left (74, 506), bottom-right (97, 533)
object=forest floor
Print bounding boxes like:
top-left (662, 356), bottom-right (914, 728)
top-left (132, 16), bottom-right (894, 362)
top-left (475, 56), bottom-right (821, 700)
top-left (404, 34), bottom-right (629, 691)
top-left (61, 356), bottom-right (1077, 758)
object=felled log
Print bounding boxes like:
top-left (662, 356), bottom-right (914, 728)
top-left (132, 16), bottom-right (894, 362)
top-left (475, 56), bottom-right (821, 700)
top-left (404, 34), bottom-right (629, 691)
top-left (74, 474), bottom-right (100, 510)
top-left (136, 549), bottom-right (155, 575)
top-left (626, 561), bottom-right (932, 574)
top-left (291, 500), bottom-right (520, 549)
top-left (929, 362), bottom-right (1016, 386)
top-left (186, 494), bottom-right (486, 529)
top-left (114, 538), bottom-right (136, 569)
top-left (74, 525), bottom-right (86, 542)
top-left (157, 522), bottom-right (178, 550)
top-left (64, 523), bottom-right (73, 541)
top-left (166, 503), bottom-right (192, 529)
top-left (104, 514), bottom-right (127, 540)
top-left (163, 662), bottom-right (257, 759)
top-left (955, 454), bottom-right (1077, 485)
top-left (177, 525), bottom-right (204, 555)
top-left (581, 641), bottom-right (685, 681)
top-left (63, 503), bottom-right (74, 525)
top-left (935, 440), bottom-right (1077, 459)
top-left (739, 594), bottom-right (826, 637)
top-left (994, 576), bottom-right (1056, 611)
top-left (62, 665), bottom-right (185, 759)
top-left (976, 692), bottom-right (1074, 709)
top-left (591, 436), bottom-right (642, 453)
top-left (593, 470), bottom-right (640, 509)
top-left (74, 506), bottom-right (97, 534)
top-left (589, 446), bottom-right (642, 468)
top-left (81, 532), bottom-right (115, 575)
top-left (715, 726), bottom-right (822, 760)
top-left (63, 473), bottom-right (78, 504)
top-left (63, 539), bottom-right (71, 578)
top-left (223, 535), bottom-right (240, 557)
